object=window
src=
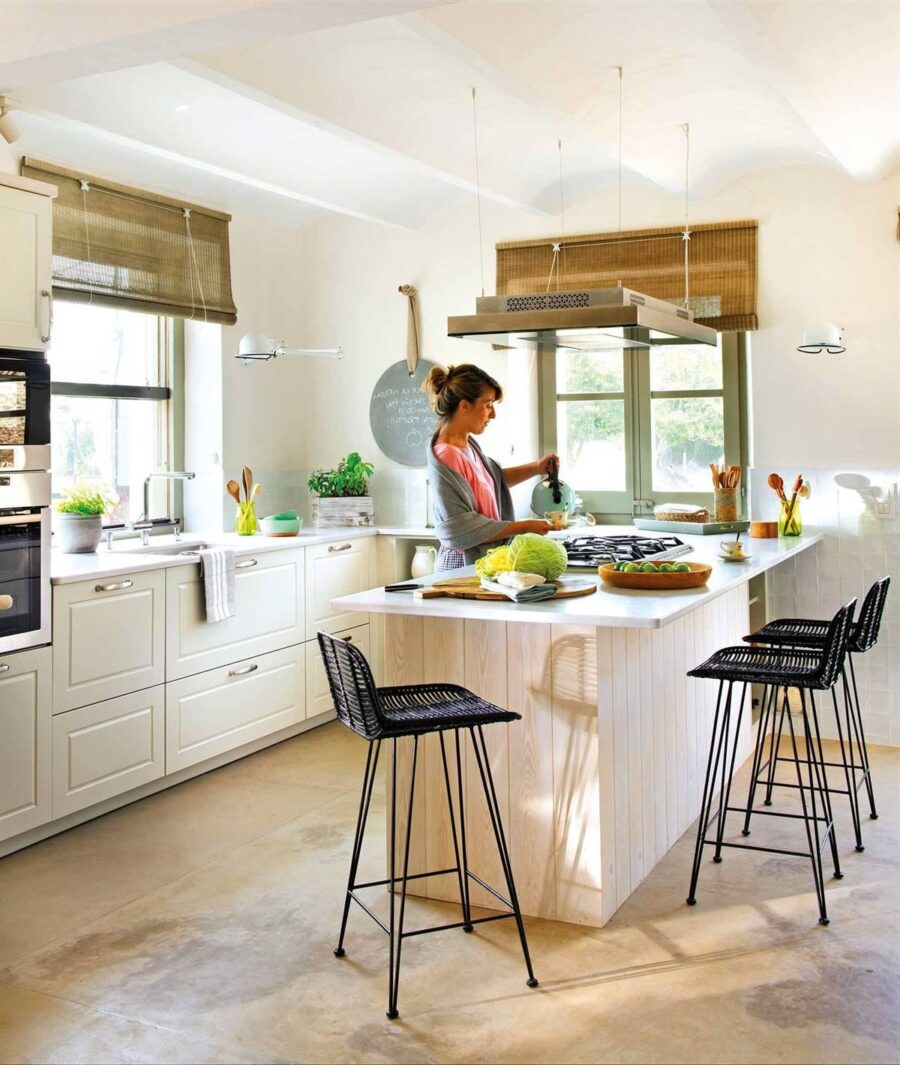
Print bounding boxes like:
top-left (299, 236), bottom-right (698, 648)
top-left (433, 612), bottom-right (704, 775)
top-left (49, 302), bottom-right (180, 524)
top-left (540, 331), bottom-right (746, 519)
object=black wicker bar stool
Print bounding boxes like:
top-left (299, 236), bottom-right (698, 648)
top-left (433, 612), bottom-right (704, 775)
top-left (317, 631), bottom-right (538, 1020)
top-left (685, 600), bottom-right (856, 925)
top-left (740, 577), bottom-right (890, 852)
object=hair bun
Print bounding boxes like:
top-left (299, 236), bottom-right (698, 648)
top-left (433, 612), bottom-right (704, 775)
top-left (422, 364), bottom-right (449, 408)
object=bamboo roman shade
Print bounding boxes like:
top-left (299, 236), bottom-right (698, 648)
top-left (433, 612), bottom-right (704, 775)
top-left (496, 219), bottom-right (758, 331)
top-left (21, 158), bottom-right (238, 325)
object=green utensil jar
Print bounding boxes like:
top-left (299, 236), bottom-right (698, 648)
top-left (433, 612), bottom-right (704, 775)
top-left (778, 498), bottom-right (802, 537)
top-left (235, 501), bottom-right (258, 535)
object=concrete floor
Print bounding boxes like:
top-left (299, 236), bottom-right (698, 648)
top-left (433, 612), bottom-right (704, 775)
top-left (0, 721), bottom-right (898, 1065)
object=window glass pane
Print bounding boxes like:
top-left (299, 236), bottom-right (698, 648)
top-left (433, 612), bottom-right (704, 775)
top-left (651, 396), bottom-right (724, 491)
top-left (49, 302), bottom-right (160, 387)
top-left (557, 399), bottom-right (626, 491)
top-left (556, 348), bottom-right (624, 394)
top-left (51, 396), bottom-right (161, 523)
top-left (650, 343), bottom-right (722, 391)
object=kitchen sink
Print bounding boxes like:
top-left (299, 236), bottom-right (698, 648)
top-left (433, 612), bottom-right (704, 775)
top-left (113, 539), bottom-right (212, 556)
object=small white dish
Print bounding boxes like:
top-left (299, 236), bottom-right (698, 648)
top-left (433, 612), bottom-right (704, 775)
top-left (719, 551), bottom-right (752, 563)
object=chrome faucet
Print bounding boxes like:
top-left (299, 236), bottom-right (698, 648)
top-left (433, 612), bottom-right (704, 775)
top-left (133, 471), bottom-right (196, 545)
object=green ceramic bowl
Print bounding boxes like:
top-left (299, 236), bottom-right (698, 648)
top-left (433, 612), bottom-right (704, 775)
top-left (259, 511), bottom-right (303, 536)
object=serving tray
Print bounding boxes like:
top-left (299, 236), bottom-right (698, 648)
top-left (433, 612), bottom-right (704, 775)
top-left (599, 561), bottom-right (712, 590)
top-left (634, 517), bottom-right (750, 536)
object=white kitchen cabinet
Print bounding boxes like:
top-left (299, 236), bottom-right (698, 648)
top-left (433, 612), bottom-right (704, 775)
top-left (165, 643), bottom-right (305, 773)
top-left (0, 646), bottom-right (52, 843)
top-left (305, 624), bottom-right (369, 721)
top-left (0, 177), bottom-right (54, 351)
top-left (51, 685), bottom-right (165, 818)
top-left (305, 537), bottom-right (374, 638)
top-left (53, 569), bottom-right (166, 714)
top-left (166, 548), bottom-right (304, 681)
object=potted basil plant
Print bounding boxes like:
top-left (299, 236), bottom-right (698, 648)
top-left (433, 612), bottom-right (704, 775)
top-left (307, 452), bottom-right (375, 527)
top-left (55, 484), bottom-right (118, 554)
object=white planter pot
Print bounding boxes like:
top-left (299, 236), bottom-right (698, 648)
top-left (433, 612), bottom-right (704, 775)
top-left (56, 513), bottom-right (103, 554)
top-left (311, 496), bottom-right (375, 528)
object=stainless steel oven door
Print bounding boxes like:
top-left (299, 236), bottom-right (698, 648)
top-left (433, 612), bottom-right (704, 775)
top-left (0, 509), bottom-right (51, 653)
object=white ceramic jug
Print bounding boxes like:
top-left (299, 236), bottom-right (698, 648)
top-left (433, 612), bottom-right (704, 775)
top-left (411, 544), bottom-right (437, 578)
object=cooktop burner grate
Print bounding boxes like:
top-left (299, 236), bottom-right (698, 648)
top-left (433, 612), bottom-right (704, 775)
top-left (562, 534), bottom-right (692, 568)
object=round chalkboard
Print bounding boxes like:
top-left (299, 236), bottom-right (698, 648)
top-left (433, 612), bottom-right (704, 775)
top-left (369, 359), bottom-right (438, 467)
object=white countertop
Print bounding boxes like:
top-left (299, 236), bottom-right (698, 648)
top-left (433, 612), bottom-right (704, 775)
top-left (50, 528), bottom-right (378, 585)
top-left (330, 528), bottom-right (823, 629)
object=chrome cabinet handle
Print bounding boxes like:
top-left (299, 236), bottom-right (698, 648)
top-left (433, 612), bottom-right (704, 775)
top-left (40, 288), bottom-right (53, 343)
top-left (0, 663), bottom-right (9, 674)
top-left (328, 543), bottom-right (353, 553)
top-left (0, 594), bottom-right (14, 611)
top-left (235, 558), bottom-right (258, 569)
top-left (228, 663), bottom-right (258, 677)
top-left (95, 579), bottom-right (133, 593)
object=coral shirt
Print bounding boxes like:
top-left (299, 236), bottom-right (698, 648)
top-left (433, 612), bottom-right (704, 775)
top-left (433, 442), bottom-right (500, 521)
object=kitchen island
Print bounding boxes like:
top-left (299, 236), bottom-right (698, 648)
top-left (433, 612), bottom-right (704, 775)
top-left (331, 529), bottom-right (822, 927)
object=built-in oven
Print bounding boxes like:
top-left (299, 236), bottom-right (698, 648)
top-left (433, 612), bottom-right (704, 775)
top-left (0, 350), bottom-right (51, 654)
top-left (0, 349), bottom-right (51, 476)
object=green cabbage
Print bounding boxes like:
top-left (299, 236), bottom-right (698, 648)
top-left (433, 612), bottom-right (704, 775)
top-left (475, 545), bottom-right (512, 578)
top-left (507, 534), bottom-right (568, 580)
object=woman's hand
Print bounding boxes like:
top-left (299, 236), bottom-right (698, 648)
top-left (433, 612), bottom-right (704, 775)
top-left (535, 453), bottom-right (560, 477)
top-left (519, 519), bottom-right (553, 536)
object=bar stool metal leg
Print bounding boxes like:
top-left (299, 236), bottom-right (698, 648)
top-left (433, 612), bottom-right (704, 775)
top-left (439, 731), bottom-right (472, 932)
top-left (335, 739), bottom-right (382, 958)
top-left (387, 735), bottom-right (419, 1019)
top-left (742, 683), bottom-right (776, 836)
top-left (848, 656), bottom-right (878, 819)
top-left (805, 691), bottom-right (842, 880)
top-left (830, 679), bottom-right (864, 851)
top-left (471, 726), bottom-right (539, 988)
top-left (687, 680), bottom-right (729, 904)
top-left (763, 693), bottom-right (788, 806)
top-left (714, 684), bottom-right (748, 862)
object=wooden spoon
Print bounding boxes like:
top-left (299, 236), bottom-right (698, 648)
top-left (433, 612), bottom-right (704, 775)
top-left (710, 463), bottom-right (720, 490)
top-left (242, 466), bottom-right (252, 502)
top-left (226, 480), bottom-right (241, 505)
top-left (783, 474), bottom-right (803, 527)
top-left (768, 473), bottom-right (786, 501)
top-left (251, 483), bottom-right (262, 501)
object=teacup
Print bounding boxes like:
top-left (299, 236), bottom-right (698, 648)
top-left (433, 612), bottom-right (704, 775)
top-left (720, 539), bottom-right (746, 558)
top-left (544, 510), bottom-right (569, 530)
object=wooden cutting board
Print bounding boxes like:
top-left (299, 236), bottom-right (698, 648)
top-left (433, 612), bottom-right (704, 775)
top-left (415, 576), bottom-right (597, 601)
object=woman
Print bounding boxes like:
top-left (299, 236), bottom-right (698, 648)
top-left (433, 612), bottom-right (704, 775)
top-left (423, 362), bottom-right (559, 573)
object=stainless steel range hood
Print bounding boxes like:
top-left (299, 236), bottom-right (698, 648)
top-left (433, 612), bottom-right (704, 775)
top-left (447, 286), bottom-right (717, 349)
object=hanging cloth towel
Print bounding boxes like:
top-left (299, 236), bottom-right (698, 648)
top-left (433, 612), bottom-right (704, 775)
top-left (398, 284), bottom-right (419, 376)
top-left (198, 547), bottom-right (236, 623)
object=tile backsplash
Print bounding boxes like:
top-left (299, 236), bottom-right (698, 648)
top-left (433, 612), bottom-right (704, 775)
top-left (750, 467), bottom-right (899, 747)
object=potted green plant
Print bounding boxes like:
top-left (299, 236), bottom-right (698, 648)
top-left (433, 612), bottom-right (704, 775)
top-left (307, 452), bottom-right (375, 527)
top-left (55, 484), bottom-right (117, 554)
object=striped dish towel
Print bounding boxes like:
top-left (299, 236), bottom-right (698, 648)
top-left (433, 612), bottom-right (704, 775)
top-left (198, 547), bottom-right (236, 623)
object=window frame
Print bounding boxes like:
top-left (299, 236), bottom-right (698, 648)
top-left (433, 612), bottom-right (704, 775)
top-left (49, 308), bottom-right (184, 524)
top-left (539, 330), bottom-right (748, 522)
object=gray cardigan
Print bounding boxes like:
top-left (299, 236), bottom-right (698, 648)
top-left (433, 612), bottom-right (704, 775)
top-left (426, 434), bottom-right (515, 565)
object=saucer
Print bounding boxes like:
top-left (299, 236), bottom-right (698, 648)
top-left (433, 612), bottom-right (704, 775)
top-left (719, 551), bottom-right (752, 563)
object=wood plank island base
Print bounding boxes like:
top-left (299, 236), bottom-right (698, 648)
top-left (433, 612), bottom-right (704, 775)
top-left (332, 529), bottom-right (822, 927)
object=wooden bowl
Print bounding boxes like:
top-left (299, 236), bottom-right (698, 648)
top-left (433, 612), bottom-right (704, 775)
top-left (749, 520), bottom-right (778, 539)
top-left (599, 561), bottom-right (712, 590)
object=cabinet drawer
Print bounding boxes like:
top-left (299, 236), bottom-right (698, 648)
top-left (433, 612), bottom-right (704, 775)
top-left (305, 625), bottom-right (369, 721)
top-left (165, 643), bottom-right (305, 773)
top-left (52, 685), bottom-right (165, 818)
top-left (166, 548), bottom-right (304, 681)
top-left (305, 537), bottom-right (374, 638)
top-left (53, 569), bottom-right (165, 713)
top-left (0, 646), bottom-right (52, 843)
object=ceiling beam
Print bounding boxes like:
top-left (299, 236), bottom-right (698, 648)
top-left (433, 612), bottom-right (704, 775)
top-left (0, 0), bottom-right (452, 90)
top-left (173, 57), bottom-right (549, 216)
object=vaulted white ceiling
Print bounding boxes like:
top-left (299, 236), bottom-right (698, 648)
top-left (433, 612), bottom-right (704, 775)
top-left (3, 0), bottom-right (898, 229)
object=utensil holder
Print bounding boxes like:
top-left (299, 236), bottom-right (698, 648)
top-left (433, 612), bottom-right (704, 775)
top-left (235, 501), bottom-right (258, 535)
top-left (778, 498), bottom-right (802, 537)
top-left (714, 488), bottom-right (738, 522)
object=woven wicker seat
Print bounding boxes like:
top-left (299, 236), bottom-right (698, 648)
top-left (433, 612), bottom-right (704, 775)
top-left (685, 599), bottom-right (856, 926)
top-left (740, 578), bottom-right (890, 850)
top-left (316, 631), bottom-right (537, 1020)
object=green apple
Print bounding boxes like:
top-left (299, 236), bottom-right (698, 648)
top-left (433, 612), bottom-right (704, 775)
top-left (640, 562), bottom-right (658, 573)
top-left (658, 563), bottom-right (675, 572)
top-left (673, 562), bottom-right (691, 573)
top-left (623, 562), bottom-right (641, 573)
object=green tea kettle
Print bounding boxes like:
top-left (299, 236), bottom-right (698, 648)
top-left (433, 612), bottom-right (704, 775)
top-left (530, 458), bottom-right (576, 517)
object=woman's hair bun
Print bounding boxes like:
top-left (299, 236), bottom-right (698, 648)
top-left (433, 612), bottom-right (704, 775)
top-left (422, 362), bottom-right (503, 418)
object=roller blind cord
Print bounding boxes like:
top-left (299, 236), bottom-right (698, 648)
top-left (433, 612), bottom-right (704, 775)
top-left (681, 122), bottom-right (691, 310)
top-left (183, 209), bottom-right (208, 323)
top-left (79, 180), bottom-right (94, 307)
top-left (546, 139), bottom-right (565, 293)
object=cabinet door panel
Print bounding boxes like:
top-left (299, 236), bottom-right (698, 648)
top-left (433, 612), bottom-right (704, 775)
top-left (0, 185), bottom-right (52, 351)
top-left (53, 570), bottom-right (165, 713)
top-left (166, 550), bottom-right (304, 681)
top-left (166, 643), bottom-right (305, 773)
top-left (305, 538), bottom-right (373, 638)
top-left (0, 647), bottom-right (51, 842)
top-left (52, 686), bottom-right (165, 818)
top-left (305, 625), bottom-right (369, 720)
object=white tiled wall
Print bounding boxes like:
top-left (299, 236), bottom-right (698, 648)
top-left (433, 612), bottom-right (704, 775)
top-left (750, 467), bottom-right (900, 747)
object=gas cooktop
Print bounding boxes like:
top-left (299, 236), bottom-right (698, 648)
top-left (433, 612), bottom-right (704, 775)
top-left (561, 534), bottom-right (692, 568)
